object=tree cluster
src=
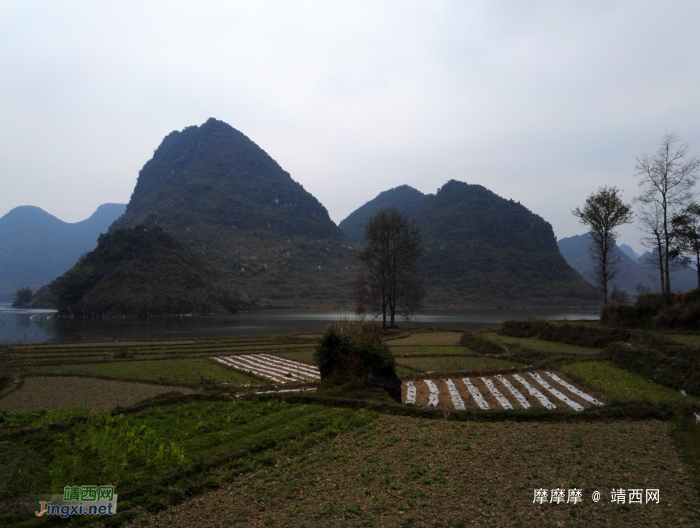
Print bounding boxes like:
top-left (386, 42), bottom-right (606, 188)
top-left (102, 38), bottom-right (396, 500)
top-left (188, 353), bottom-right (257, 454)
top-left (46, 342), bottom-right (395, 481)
top-left (575, 132), bottom-right (700, 301)
top-left (355, 209), bottom-right (423, 328)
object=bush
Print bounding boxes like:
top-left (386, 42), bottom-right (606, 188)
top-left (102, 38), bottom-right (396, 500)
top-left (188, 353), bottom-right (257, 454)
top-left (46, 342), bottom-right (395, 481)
top-left (459, 332), bottom-right (508, 355)
top-left (11, 287), bottom-right (33, 308)
top-left (313, 322), bottom-right (400, 402)
top-left (601, 290), bottom-right (700, 330)
top-left (606, 341), bottom-right (700, 396)
top-left (497, 318), bottom-right (632, 348)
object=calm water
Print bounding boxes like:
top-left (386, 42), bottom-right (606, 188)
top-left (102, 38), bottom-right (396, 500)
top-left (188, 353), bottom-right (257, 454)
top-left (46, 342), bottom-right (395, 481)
top-left (0, 304), bottom-right (600, 344)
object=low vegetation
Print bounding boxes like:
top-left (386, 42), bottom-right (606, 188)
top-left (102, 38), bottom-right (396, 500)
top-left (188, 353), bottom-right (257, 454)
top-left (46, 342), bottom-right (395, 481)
top-left (0, 396), bottom-right (376, 527)
top-left (314, 321), bottom-right (401, 402)
top-left (498, 318), bottom-right (633, 348)
top-left (1, 324), bottom-right (700, 525)
top-left (601, 289), bottom-right (700, 330)
top-left (558, 361), bottom-right (693, 404)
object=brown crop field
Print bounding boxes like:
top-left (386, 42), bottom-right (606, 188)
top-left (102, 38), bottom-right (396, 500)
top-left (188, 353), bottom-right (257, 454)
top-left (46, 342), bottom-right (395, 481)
top-left (0, 376), bottom-right (195, 413)
top-left (123, 414), bottom-right (698, 528)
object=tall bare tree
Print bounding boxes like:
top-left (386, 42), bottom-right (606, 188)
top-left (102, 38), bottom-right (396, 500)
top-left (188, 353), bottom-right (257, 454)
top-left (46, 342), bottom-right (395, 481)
top-left (573, 186), bottom-right (633, 304)
top-left (635, 132), bottom-right (700, 295)
top-left (356, 209), bottom-right (423, 328)
top-left (671, 202), bottom-right (700, 289)
top-left (636, 201), bottom-right (667, 293)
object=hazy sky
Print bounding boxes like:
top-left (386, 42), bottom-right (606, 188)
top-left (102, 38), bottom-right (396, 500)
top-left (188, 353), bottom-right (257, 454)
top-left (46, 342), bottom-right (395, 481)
top-left (2, 1), bottom-right (700, 253)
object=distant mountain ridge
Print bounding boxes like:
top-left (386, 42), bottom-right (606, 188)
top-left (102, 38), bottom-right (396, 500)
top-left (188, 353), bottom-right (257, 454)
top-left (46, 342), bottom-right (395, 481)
top-left (557, 233), bottom-right (698, 294)
top-left (340, 182), bottom-right (599, 306)
top-left (0, 203), bottom-right (125, 301)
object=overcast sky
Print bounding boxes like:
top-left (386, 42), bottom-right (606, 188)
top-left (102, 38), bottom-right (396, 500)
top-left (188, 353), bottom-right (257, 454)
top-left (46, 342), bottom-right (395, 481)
top-left (2, 1), bottom-right (700, 253)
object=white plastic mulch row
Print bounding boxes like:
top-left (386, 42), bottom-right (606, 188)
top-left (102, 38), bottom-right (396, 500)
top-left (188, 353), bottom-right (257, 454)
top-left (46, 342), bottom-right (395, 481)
top-left (462, 378), bottom-right (489, 410)
top-left (529, 372), bottom-right (584, 412)
top-left (405, 381), bottom-right (417, 404)
top-left (424, 380), bottom-right (440, 407)
top-left (512, 374), bottom-right (557, 410)
top-left (405, 373), bottom-right (601, 412)
top-left (481, 377), bottom-right (513, 410)
top-left (496, 374), bottom-right (531, 409)
top-left (235, 388), bottom-right (317, 398)
top-left (546, 371), bottom-right (604, 407)
top-left (214, 354), bottom-right (320, 383)
top-left (214, 357), bottom-right (290, 383)
top-left (445, 379), bottom-right (466, 410)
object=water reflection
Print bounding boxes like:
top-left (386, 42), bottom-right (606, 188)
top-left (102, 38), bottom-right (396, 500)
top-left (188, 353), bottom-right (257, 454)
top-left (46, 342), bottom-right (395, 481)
top-left (0, 304), bottom-right (600, 344)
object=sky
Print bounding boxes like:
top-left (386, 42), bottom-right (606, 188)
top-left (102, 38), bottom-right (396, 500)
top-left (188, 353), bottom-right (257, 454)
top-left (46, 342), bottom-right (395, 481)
top-left (2, 1), bottom-right (700, 254)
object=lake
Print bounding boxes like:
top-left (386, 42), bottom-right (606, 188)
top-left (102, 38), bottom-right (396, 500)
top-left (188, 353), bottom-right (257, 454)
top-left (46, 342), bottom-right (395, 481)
top-left (0, 304), bottom-right (600, 344)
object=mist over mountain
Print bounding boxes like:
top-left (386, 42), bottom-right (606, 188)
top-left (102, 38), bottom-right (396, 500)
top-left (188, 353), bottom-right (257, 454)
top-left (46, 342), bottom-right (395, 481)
top-left (110, 118), bottom-right (355, 306)
top-left (340, 182), bottom-right (598, 306)
top-left (557, 233), bottom-right (698, 294)
top-left (0, 203), bottom-right (125, 301)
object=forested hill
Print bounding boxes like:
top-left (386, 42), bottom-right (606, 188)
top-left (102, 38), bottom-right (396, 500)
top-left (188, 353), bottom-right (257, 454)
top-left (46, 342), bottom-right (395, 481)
top-left (0, 203), bottom-right (125, 301)
top-left (51, 226), bottom-right (241, 316)
top-left (110, 118), bottom-right (356, 307)
top-left (339, 185), bottom-right (428, 244)
top-left (341, 181), bottom-right (599, 306)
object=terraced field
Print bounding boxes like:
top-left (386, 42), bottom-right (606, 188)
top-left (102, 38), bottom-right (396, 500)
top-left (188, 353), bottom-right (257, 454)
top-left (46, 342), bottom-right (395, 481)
top-left (403, 370), bottom-right (604, 411)
top-left (214, 354), bottom-right (320, 383)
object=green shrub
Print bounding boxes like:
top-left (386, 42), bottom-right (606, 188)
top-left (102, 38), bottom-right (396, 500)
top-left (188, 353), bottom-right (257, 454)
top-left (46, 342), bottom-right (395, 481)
top-left (498, 318), bottom-right (633, 348)
top-left (314, 321), bottom-right (395, 379)
top-left (606, 341), bottom-right (700, 396)
top-left (313, 321), bottom-right (400, 401)
top-left (601, 290), bottom-right (700, 330)
top-left (459, 332), bottom-right (508, 355)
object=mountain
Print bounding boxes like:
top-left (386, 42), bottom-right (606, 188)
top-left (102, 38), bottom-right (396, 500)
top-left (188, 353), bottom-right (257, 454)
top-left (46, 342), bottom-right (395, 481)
top-left (557, 233), bottom-right (698, 293)
top-left (110, 118), bottom-right (355, 307)
top-left (51, 226), bottom-right (241, 316)
top-left (0, 203), bottom-right (126, 301)
top-left (340, 181), bottom-right (599, 306)
top-left (339, 185), bottom-right (428, 244)
top-left (619, 244), bottom-right (639, 261)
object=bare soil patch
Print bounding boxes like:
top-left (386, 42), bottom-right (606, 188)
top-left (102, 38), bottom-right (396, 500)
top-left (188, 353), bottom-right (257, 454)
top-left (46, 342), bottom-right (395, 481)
top-left (123, 415), bottom-right (699, 527)
top-left (0, 376), bottom-right (195, 413)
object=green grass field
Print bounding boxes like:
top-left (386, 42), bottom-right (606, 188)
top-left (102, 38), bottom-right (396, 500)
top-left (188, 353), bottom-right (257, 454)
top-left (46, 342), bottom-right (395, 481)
top-left (489, 333), bottom-right (602, 355)
top-left (559, 360), bottom-right (696, 403)
top-left (666, 333), bottom-right (700, 348)
top-left (396, 355), bottom-right (518, 374)
top-left (32, 357), bottom-right (266, 386)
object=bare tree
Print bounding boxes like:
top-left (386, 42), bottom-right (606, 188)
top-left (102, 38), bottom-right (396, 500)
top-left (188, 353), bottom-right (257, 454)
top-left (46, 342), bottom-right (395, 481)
top-left (671, 202), bottom-right (700, 289)
top-left (635, 132), bottom-right (700, 295)
top-left (356, 209), bottom-right (423, 328)
top-left (573, 186), bottom-right (633, 304)
top-left (636, 201), bottom-right (666, 294)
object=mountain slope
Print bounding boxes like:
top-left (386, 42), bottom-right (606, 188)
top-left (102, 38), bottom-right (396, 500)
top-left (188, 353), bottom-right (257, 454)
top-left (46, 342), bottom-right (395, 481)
top-left (51, 226), bottom-right (240, 316)
top-left (339, 185), bottom-right (428, 244)
top-left (0, 203), bottom-right (125, 301)
top-left (557, 233), bottom-right (698, 293)
top-left (111, 118), bottom-right (355, 306)
top-left (341, 181), bottom-right (598, 306)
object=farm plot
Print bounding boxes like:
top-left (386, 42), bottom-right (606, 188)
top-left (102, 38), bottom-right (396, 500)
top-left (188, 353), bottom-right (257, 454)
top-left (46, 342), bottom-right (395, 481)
top-left (213, 354), bottom-right (320, 383)
top-left (403, 370), bottom-right (604, 411)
